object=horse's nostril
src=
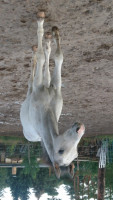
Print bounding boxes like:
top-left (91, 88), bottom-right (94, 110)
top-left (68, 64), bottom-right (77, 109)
top-left (76, 127), bottom-right (80, 133)
top-left (58, 149), bottom-right (64, 154)
top-left (73, 122), bottom-right (81, 133)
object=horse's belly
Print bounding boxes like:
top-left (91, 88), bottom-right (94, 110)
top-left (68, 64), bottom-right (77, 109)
top-left (23, 125), bottom-right (41, 142)
top-left (20, 98), bottom-right (41, 142)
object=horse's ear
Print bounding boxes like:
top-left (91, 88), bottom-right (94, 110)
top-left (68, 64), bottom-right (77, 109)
top-left (68, 163), bottom-right (75, 178)
top-left (54, 163), bottom-right (61, 179)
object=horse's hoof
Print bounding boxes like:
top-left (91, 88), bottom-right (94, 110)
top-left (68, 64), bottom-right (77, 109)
top-left (32, 45), bottom-right (38, 52)
top-left (52, 26), bottom-right (59, 37)
top-left (45, 32), bottom-right (52, 39)
top-left (37, 11), bottom-right (45, 19)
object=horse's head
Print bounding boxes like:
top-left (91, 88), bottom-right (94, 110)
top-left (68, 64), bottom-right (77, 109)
top-left (52, 122), bottom-right (85, 177)
top-left (53, 122), bottom-right (85, 165)
top-left (42, 119), bottom-right (85, 178)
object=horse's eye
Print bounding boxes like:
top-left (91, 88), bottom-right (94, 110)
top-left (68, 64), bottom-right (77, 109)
top-left (58, 149), bottom-right (64, 154)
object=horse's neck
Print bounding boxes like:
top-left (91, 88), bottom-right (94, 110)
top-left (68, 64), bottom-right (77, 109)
top-left (40, 110), bottom-right (58, 162)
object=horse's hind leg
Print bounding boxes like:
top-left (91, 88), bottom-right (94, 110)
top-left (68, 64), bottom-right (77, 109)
top-left (43, 33), bottom-right (52, 88)
top-left (27, 45), bottom-right (38, 96)
top-left (33, 12), bottom-right (45, 91)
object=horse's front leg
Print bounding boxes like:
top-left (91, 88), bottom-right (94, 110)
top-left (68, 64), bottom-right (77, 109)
top-left (51, 26), bottom-right (63, 91)
top-left (51, 26), bottom-right (63, 121)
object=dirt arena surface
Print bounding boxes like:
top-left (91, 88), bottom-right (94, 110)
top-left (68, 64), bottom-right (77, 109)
top-left (0, 0), bottom-right (113, 137)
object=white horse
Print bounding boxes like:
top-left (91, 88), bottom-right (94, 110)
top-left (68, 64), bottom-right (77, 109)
top-left (20, 12), bottom-right (85, 178)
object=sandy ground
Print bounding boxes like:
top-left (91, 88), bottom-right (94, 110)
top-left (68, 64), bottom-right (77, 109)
top-left (0, 0), bottom-right (113, 137)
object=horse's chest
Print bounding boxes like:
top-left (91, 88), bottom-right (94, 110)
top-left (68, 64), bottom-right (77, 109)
top-left (33, 87), bottom-right (54, 105)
